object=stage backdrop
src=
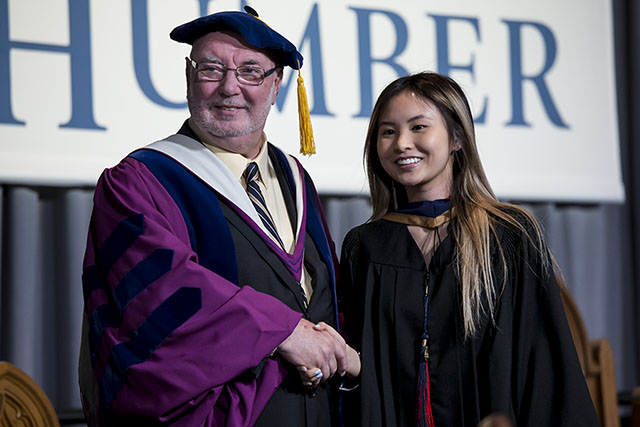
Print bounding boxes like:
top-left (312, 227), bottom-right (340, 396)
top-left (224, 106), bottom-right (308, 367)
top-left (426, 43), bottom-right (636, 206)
top-left (0, 0), bottom-right (623, 202)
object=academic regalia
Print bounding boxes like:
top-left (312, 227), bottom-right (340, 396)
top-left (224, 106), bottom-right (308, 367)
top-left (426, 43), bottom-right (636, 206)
top-left (79, 123), bottom-right (339, 426)
top-left (339, 215), bottom-right (599, 426)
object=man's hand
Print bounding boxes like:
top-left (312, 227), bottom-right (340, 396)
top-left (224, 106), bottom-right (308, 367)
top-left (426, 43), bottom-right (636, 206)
top-left (277, 319), bottom-right (347, 381)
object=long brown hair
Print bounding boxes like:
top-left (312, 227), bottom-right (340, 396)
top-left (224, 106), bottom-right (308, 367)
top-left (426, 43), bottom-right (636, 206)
top-left (364, 72), bottom-right (549, 337)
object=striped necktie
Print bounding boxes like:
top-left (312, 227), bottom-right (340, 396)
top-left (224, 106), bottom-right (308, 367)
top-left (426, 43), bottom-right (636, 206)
top-left (243, 162), bottom-right (309, 309)
top-left (243, 162), bottom-right (286, 250)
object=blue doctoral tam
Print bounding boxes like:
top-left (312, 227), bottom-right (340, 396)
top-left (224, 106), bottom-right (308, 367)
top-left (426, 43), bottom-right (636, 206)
top-left (170, 7), bottom-right (303, 70)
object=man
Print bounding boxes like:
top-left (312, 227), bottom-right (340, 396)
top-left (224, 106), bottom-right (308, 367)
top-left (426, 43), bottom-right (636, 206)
top-left (79, 7), bottom-right (348, 426)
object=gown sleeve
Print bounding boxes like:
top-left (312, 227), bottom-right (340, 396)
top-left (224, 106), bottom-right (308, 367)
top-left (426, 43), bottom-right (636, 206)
top-left (496, 221), bottom-right (600, 426)
top-left (338, 228), bottom-right (364, 351)
top-left (80, 157), bottom-right (302, 425)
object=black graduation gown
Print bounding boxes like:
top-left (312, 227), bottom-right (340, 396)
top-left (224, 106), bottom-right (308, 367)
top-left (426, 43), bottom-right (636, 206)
top-left (339, 218), bottom-right (599, 426)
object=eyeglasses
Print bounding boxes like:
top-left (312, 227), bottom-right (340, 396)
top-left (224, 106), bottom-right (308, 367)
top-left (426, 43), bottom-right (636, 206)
top-left (188, 57), bottom-right (278, 86)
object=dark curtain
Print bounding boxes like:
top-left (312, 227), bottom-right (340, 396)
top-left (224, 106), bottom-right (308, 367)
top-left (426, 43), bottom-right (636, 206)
top-left (616, 0), bottom-right (640, 387)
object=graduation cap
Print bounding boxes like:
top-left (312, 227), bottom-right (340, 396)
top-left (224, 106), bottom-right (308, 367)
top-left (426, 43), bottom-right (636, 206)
top-left (170, 6), bottom-right (316, 156)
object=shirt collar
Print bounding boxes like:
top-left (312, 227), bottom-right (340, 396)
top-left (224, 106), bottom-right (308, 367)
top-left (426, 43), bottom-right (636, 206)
top-left (190, 118), bottom-right (270, 184)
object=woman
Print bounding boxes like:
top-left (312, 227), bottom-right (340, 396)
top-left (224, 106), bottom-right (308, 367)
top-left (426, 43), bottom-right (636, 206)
top-left (338, 72), bottom-right (599, 426)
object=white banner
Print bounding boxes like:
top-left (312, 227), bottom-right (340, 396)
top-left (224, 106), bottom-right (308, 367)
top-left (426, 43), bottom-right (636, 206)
top-left (0, 0), bottom-right (623, 202)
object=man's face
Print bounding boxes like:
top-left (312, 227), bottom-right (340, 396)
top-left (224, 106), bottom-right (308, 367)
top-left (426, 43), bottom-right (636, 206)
top-left (186, 31), bottom-right (282, 157)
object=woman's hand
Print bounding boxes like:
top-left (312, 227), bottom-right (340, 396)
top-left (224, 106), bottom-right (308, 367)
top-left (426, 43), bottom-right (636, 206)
top-left (297, 365), bottom-right (323, 388)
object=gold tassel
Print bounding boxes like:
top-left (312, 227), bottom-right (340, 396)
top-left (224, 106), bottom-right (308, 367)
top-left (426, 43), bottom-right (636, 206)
top-left (296, 64), bottom-right (315, 156)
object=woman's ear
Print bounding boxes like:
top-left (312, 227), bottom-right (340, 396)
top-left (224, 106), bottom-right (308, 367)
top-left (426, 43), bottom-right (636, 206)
top-left (451, 139), bottom-right (462, 153)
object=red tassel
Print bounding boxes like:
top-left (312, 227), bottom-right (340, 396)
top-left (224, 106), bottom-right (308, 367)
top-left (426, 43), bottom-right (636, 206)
top-left (417, 359), bottom-right (435, 427)
top-left (424, 361), bottom-right (434, 427)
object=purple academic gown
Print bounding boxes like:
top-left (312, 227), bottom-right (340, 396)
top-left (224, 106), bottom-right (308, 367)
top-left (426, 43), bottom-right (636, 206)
top-left (80, 131), bottom-right (338, 426)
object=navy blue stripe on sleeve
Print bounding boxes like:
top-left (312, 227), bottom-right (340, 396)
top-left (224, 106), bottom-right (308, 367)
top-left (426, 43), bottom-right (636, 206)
top-left (99, 286), bottom-right (203, 416)
top-left (112, 248), bottom-right (174, 316)
top-left (98, 213), bottom-right (145, 275)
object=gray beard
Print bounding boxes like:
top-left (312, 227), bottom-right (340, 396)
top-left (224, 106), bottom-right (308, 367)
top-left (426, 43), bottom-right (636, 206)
top-left (188, 83), bottom-right (275, 138)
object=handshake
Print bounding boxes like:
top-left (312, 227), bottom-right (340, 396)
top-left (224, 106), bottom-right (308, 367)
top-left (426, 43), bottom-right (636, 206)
top-left (277, 318), bottom-right (361, 388)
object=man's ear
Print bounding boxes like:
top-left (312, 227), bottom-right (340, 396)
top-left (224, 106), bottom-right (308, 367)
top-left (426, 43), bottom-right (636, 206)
top-left (271, 68), bottom-right (284, 105)
top-left (185, 58), bottom-right (191, 93)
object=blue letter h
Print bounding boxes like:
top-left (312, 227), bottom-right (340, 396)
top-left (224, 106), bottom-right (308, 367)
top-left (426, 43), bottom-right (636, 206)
top-left (0, 0), bottom-right (104, 129)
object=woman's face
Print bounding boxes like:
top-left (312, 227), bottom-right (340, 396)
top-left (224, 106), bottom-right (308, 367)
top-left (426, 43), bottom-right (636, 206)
top-left (376, 90), bottom-right (458, 203)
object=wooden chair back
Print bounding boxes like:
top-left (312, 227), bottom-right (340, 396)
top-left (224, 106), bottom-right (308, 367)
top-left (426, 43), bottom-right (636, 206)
top-left (0, 361), bottom-right (60, 427)
top-left (632, 387), bottom-right (640, 427)
top-left (557, 277), bottom-right (619, 427)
